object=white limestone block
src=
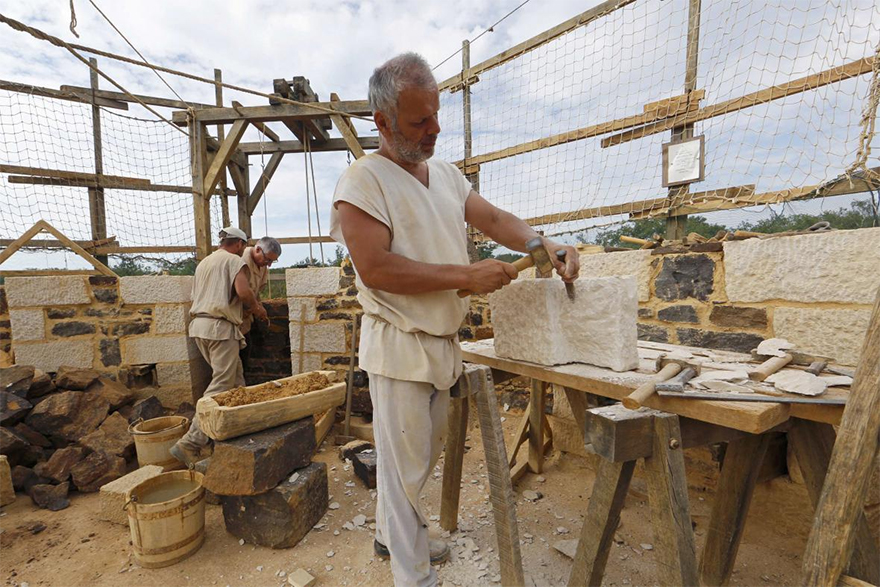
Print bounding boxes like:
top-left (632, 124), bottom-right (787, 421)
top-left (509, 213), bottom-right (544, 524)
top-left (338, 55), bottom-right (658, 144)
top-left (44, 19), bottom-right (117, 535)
top-left (13, 340), bottom-right (94, 372)
top-left (773, 306), bottom-right (871, 367)
top-left (9, 309), bottom-right (45, 341)
top-left (121, 335), bottom-right (196, 364)
top-left (285, 267), bottom-right (340, 297)
top-left (288, 297), bottom-right (317, 322)
top-left (723, 227), bottom-right (880, 304)
top-left (120, 276), bottom-right (193, 304)
top-left (153, 304), bottom-right (189, 334)
top-left (155, 361), bottom-right (193, 386)
top-left (298, 323), bottom-right (346, 354)
top-left (490, 277), bottom-right (639, 371)
top-left (576, 249), bottom-right (652, 302)
top-left (99, 465), bottom-right (164, 525)
top-left (5, 276), bottom-right (90, 307)
top-left (291, 352), bottom-right (323, 375)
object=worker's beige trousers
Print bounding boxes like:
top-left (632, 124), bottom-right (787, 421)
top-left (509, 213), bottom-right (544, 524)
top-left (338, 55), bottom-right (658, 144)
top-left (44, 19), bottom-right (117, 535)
top-left (370, 374), bottom-right (449, 587)
top-left (178, 337), bottom-right (245, 450)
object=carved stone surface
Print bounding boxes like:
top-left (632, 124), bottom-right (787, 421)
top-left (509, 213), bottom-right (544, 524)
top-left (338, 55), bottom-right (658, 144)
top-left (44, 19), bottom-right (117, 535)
top-left (490, 277), bottom-right (639, 371)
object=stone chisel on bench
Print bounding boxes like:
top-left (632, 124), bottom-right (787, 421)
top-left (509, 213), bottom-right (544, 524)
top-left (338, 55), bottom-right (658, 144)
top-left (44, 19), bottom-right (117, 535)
top-left (622, 354), bottom-right (698, 409)
top-left (655, 366), bottom-right (699, 393)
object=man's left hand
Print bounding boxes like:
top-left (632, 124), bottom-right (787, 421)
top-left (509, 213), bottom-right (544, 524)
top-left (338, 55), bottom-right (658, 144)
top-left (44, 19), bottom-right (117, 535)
top-left (542, 239), bottom-right (580, 282)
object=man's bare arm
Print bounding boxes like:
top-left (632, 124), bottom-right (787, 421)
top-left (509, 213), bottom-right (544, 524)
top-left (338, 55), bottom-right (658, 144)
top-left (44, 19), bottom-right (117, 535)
top-left (464, 191), bottom-right (580, 281)
top-left (336, 201), bottom-right (516, 295)
top-left (234, 267), bottom-right (268, 321)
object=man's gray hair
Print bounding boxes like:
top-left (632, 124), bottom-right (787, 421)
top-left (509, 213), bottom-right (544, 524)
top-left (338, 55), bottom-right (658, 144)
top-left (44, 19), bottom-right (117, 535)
top-left (368, 52), bottom-right (437, 121)
top-left (256, 236), bottom-right (281, 256)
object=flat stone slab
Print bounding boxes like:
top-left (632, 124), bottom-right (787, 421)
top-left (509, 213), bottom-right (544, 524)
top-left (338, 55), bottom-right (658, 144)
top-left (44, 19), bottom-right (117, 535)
top-left (352, 449), bottom-right (377, 489)
top-left (203, 417), bottom-right (315, 496)
top-left (490, 277), bottom-right (639, 371)
top-left (29, 482), bottom-right (70, 511)
top-left (99, 465), bottom-right (164, 525)
top-left (0, 455), bottom-right (14, 507)
top-left (222, 462), bottom-right (328, 549)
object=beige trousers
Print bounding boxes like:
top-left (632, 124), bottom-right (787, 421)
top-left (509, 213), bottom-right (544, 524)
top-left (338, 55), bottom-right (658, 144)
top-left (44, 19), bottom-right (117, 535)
top-left (179, 337), bottom-right (245, 449)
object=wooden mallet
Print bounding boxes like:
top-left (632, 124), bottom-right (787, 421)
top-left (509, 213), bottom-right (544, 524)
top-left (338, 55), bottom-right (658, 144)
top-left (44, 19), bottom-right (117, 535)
top-left (622, 356), bottom-right (701, 410)
top-left (457, 237), bottom-right (554, 297)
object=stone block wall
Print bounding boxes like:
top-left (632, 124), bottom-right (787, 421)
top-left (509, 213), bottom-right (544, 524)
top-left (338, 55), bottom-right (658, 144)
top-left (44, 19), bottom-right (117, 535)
top-left (5, 275), bottom-right (209, 408)
top-left (0, 286), bottom-right (10, 353)
top-left (243, 300), bottom-right (292, 385)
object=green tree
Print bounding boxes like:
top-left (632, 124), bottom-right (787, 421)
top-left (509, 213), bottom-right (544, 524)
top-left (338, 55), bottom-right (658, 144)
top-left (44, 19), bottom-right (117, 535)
top-left (736, 199), bottom-right (877, 233)
top-left (476, 242), bottom-right (498, 260)
top-left (581, 216), bottom-right (729, 248)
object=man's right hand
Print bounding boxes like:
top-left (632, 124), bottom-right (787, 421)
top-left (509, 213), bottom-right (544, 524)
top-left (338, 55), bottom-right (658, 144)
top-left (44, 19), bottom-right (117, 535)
top-left (463, 259), bottom-right (518, 294)
top-left (252, 302), bottom-right (269, 323)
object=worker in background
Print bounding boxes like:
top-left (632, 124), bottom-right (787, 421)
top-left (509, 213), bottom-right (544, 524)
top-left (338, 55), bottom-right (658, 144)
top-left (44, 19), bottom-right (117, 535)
top-left (239, 236), bottom-right (282, 372)
top-left (330, 53), bottom-right (579, 587)
top-left (170, 226), bottom-right (268, 467)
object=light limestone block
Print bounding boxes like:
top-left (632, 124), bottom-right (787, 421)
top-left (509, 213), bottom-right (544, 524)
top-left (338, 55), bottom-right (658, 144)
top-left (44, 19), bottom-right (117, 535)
top-left (724, 228), bottom-right (880, 304)
top-left (291, 352), bottom-right (323, 374)
top-left (153, 304), bottom-right (189, 334)
top-left (773, 307), bottom-right (871, 367)
top-left (0, 455), bottom-right (14, 507)
top-left (156, 361), bottom-right (192, 386)
top-left (120, 276), bottom-right (193, 304)
top-left (121, 335), bottom-right (196, 365)
top-left (99, 465), bottom-right (165, 525)
top-left (9, 309), bottom-right (45, 341)
top-left (577, 249), bottom-right (651, 302)
top-left (292, 323), bottom-right (346, 354)
top-left (490, 277), bottom-right (639, 371)
top-left (13, 340), bottom-right (93, 372)
top-left (287, 297), bottom-right (317, 322)
top-left (286, 267), bottom-right (340, 297)
top-left (5, 276), bottom-right (90, 307)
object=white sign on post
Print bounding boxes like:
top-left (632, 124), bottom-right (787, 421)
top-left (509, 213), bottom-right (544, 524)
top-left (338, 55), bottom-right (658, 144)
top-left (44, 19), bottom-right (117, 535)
top-left (662, 135), bottom-right (704, 187)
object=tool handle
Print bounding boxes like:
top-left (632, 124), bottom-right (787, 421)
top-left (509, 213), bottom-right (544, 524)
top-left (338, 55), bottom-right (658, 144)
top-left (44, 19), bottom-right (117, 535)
top-left (749, 353), bottom-right (792, 382)
top-left (620, 235), bottom-right (651, 246)
top-left (622, 363), bottom-right (682, 410)
top-left (456, 254), bottom-right (534, 297)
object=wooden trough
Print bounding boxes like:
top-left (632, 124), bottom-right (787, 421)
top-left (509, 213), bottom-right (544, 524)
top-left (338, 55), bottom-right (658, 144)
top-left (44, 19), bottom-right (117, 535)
top-left (196, 371), bottom-right (346, 441)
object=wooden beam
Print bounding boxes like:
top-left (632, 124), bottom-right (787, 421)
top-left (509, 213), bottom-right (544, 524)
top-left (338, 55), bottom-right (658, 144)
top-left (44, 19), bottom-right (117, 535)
top-left (0, 220), bottom-right (115, 276)
top-left (0, 79), bottom-right (128, 109)
top-left (88, 58), bottom-right (108, 266)
top-left (437, 0), bottom-right (638, 92)
top-left (602, 57), bottom-right (875, 148)
top-left (248, 152), bottom-right (284, 214)
top-left (329, 93), bottom-right (365, 159)
top-left (205, 134), bottom-right (247, 170)
top-left (0, 269), bottom-right (102, 276)
top-left (440, 395), bottom-right (469, 531)
top-left (232, 100), bottom-right (280, 142)
top-left (275, 235), bottom-right (335, 245)
top-left (0, 236), bottom-right (116, 251)
top-left (7, 175), bottom-right (235, 196)
top-left (801, 287), bottom-right (880, 587)
top-left (215, 69), bottom-right (231, 229)
top-left (189, 119), bottom-right (211, 261)
top-left (527, 379), bottom-right (546, 474)
top-left (234, 163), bottom-right (252, 238)
top-left (173, 100), bottom-right (372, 126)
top-left (239, 137), bottom-right (378, 155)
top-left (203, 118), bottom-right (249, 200)
top-left (59, 84), bottom-right (213, 109)
top-left (0, 164), bottom-right (151, 187)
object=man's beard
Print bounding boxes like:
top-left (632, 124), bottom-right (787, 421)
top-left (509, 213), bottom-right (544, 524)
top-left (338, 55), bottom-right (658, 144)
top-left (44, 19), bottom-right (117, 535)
top-left (389, 120), bottom-right (434, 164)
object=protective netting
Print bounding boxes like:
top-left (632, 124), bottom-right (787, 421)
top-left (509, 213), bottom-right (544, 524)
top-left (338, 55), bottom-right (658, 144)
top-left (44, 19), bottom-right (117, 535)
top-left (0, 88), bottom-right (223, 265)
top-left (435, 0), bottom-right (880, 237)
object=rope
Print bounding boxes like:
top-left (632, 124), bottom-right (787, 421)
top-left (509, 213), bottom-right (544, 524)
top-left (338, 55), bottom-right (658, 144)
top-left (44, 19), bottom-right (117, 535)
top-left (846, 41), bottom-right (880, 184)
top-left (0, 12), bottom-right (187, 136)
top-left (432, 0), bottom-right (532, 70)
top-left (303, 129), bottom-right (315, 263)
top-left (87, 0), bottom-right (191, 108)
top-left (68, 0), bottom-right (80, 38)
top-left (306, 133), bottom-right (326, 264)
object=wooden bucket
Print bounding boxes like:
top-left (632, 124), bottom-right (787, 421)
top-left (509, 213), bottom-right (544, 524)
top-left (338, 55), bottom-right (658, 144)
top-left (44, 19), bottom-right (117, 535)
top-left (125, 470), bottom-right (206, 568)
top-left (129, 416), bottom-right (189, 471)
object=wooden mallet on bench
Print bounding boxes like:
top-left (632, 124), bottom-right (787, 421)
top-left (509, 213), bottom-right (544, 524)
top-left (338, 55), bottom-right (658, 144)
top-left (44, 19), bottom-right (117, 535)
top-left (622, 355), bottom-right (702, 410)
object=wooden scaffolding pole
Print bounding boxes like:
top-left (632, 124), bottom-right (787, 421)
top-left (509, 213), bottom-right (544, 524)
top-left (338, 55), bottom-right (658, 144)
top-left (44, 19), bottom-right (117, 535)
top-left (189, 116), bottom-right (211, 260)
top-left (88, 58), bottom-right (108, 266)
top-left (215, 68), bottom-right (231, 229)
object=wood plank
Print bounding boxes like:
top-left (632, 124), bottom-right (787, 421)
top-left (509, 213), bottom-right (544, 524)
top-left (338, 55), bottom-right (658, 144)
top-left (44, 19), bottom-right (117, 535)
top-left (584, 405), bottom-right (657, 462)
top-left (0, 79), bottom-right (128, 109)
top-left (568, 459), bottom-right (636, 587)
top-left (644, 89), bottom-right (705, 115)
top-left (440, 396), bottom-right (469, 532)
top-left (0, 220), bottom-right (114, 276)
top-left (275, 236), bottom-right (336, 245)
top-left (602, 57), bottom-right (874, 148)
top-left (203, 118), bottom-right (248, 200)
top-left (232, 100), bottom-right (280, 142)
top-left (643, 413), bottom-right (699, 587)
top-left (88, 58), bottom-right (108, 265)
top-left (239, 137), bottom-right (379, 155)
top-left (0, 164), bottom-right (151, 187)
top-left (507, 401), bottom-right (531, 468)
top-left (329, 94), bottom-right (365, 159)
top-left (0, 269), bottom-right (100, 276)
top-left (175, 100), bottom-right (372, 126)
top-left (699, 433), bottom-right (772, 586)
top-left (790, 420), bottom-right (880, 584)
top-left (528, 379), bottom-right (546, 474)
top-left (314, 407), bottom-right (336, 447)
top-left (801, 289), bottom-right (880, 586)
top-left (59, 84), bottom-right (213, 109)
top-left (189, 119), bottom-right (212, 260)
top-left (6, 175), bottom-right (235, 195)
top-left (0, 221), bottom-right (52, 265)
top-left (470, 365), bottom-right (524, 587)
top-left (215, 69), bottom-right (231, 228)
top-left (437, 0), bottom-right (638, 92)
top-left (248, 152), bottom-right (284, 214)
top-left (0, 236), bottom-right (116, 251)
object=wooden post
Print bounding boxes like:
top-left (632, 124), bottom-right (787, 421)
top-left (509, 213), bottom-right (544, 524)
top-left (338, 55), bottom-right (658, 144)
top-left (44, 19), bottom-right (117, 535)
top-left (215, 68), bottom-right (231, 228)
top-left (440, 394), bottom-right (469, 531)
top-left (462, 40), bottom-right (479, 194)
top-left (528, 379), bottom-right (546, 474)
top-left (665, 0), bottom-right (701, 240)
top-left (88, 58), bottom-right (108, 266)
top-left (189, 116), bottom-right (211, 260)
top-left (238, 163), bottom-right (252, 237)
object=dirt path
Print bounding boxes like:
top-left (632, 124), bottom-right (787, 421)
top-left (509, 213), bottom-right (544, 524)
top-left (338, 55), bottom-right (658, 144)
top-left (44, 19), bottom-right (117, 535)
top-left (1, 411), bottom-right (816, 587)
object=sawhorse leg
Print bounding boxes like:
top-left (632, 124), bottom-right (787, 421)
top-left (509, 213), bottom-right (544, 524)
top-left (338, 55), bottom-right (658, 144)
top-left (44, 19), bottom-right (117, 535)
top-left (439, 393), bottom-right (468, 532)
top-left (509, 379), bottom-right (554, 483)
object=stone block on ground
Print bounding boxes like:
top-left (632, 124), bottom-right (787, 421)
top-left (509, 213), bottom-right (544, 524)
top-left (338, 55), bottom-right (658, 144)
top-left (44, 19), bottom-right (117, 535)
top-left (87, 377), bottom-right (137, 410)
top-left (54, 366), bottom-right (101, 390)
top-left (338, 439), bottom-right (372, 461)
top-left (203, 417), bottom-right (315, 496)
top-left (12, 423), bottom-right (51, 448)
top-left (1, 365), bottom-right (34, 395)
top-left (352, 449), bottom-right (377, 489)
top-left (28, 370), bottom-right (55, 398)
top-left (80, 412), bottom-right (135, 459)
top-left (70, 451), bottom-right (127, 492)
top-left (287, 569), bottom-right (316, 587)
top-left (33, 446), bottom-right (86, 484)
top-left (98, 465), bottom-right (164, 525)
top-left (26, 391), bottom-right (110, 444)
top-left (11, 465), bottom-right (50, 493)
top-left (0, 455), bottom-right (14, 507)
top-left (128, 396), bottom-right (165, 423)
top-left (490, 277), bottom-right (639, 371)
top-left (1, 390), bottom-right (32, 426)
top-left (222, 462), bottom-right (328, 548)
top-left (0, 427), bottom-right (28, 466)
top-left (28, 482), bottom-right (70, 511)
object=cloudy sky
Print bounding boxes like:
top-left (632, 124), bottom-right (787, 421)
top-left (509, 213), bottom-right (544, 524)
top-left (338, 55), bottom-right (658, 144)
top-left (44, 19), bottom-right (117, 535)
top-left (1, 0), bottom-right (878, 270)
